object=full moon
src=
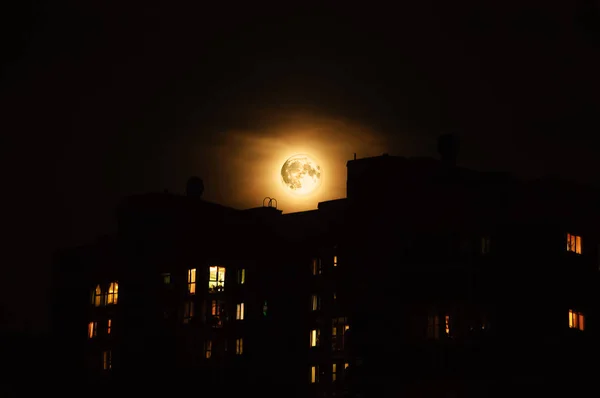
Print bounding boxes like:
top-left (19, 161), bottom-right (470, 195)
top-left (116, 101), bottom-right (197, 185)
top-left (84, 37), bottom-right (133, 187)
top-left (280, 154), bottom-right (322, 196)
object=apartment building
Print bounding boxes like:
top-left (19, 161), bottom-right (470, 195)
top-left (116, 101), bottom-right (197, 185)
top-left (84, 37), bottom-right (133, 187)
top-left (51, 137), bottom-right (600, 397)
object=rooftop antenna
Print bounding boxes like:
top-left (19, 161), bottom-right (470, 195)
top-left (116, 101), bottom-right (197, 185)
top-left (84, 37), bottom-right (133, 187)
top-left (262, 197), bottom-right (278, 208)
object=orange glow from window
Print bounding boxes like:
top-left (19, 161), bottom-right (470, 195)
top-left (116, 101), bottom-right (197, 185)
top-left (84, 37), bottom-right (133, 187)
top-left (445, 315), bottom-right (450, 335)
top-left (88, 321), bottom-right (97, 339)
top-left (567, 233), bottom-right (582, 254)
top-left (102, 350), bottom-right (111, 370)
top-left (310, 329), bottom-right (319, 347)
top-left (310, 365), bottom-right (318, 383)
top-left (92, 285), bottom-right (102, 307)
top-left (205, 340), bottom-right (212, 359)
top-left (188, 268), bottom-right (196, 294)
top-left (107, 319), bottom-right (112, 335)
top-left (569, 309), bottom-right (585, 331)
top-left (107, 282), bottom-right (118, 305)
top-left (208, 266), bottom-right (226, 293)
top-left (236, 338), bottom-right (243, 355)
top-left (311, 294), bottom-right (320, 311)
top-left (311, 258), bottom-right (321, 275)
top-left (236, 303), bottom-right (244, 320)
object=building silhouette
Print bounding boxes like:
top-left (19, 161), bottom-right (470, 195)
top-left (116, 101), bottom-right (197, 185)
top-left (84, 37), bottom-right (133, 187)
top-left (51, 136), bottom-right (600, 397)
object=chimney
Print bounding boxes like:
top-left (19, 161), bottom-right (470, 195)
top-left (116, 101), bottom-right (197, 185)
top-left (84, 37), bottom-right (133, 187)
top-left (437, 134), bottom-right (459, 167)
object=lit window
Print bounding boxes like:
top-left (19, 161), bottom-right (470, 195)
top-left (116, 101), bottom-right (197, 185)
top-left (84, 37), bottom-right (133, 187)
top-left (333, 292), bottom-right (337, 300)
top-left (107, 319), bottom-right (112, 335)
top-left (88, 321), bottom-right (97, 339)
top-left (333, 255), bottom-right (338, 267)
top-left (311, 258), bottom-right (321, 275)
top-left (183, 300), bottom-right (194, 324)
top-left (92, 285), bottom-right (103, 307)
top-left (236, 338), bottom-right (243, 355)
top-left (310, 329), bottom-right (320, 347)
top-left (445, 315), bottom-right (451, 335)
top-left (332, 363), bottom-right (337, 381)
top-left (211, 300), bottom-right (223, 327)
top-left (187, 268), bottom-right (196, 294)
top-left (344, 362), bottom-right (349, 369)
top-left (569, 309), bottom-right (585, 331)
top-left (107, 282), bottom-right (118, 305)
top-left (311, 294), bottom-right (320, 311)
top-left (205, 340), bottom-right (212, 359)
top-left (238, 269), bottom-right (246, 285)
top-left (332, 317), bottom-right (348, 351)
top-left (208, 266), bottom-right (226, 293)
top-left (567, 233), bottom-right (582, 254)
top-left (481, 236), bottom-right (491, 254)
top-left (310, 365), bottom-right (319, 384)
top-left (567, 234), bottom-right (581, 254)
top-left (162, 273), bottom-right (171, 284)
top-left (102, 350), bottom-right (111, 370)
top-left (236, 303), bottom-right (245, 320)
top-left (211, 300), bottom-right (220, 315)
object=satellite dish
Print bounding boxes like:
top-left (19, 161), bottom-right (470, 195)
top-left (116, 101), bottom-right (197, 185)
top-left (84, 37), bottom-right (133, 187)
top-left (186, 176), bottom-right (204, 197)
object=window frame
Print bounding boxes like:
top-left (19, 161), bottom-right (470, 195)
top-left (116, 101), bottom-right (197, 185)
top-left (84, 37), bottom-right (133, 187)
top-left (569, 309), bottom-right (585, 331)
top-left (311, 258), bottom-right (322, 275)
top-left (205, 340), bottom-right (212, 359)
top-left (332, 317), bottom-right (348, 351)
top-left (310, 365), bottom-right (319, 384)
top-left (311, 294), bottom-right (321, 311)
top-left (88, 321), bottom-right (97, 339)
top-left (187, 268), bottom-right (197, 294)
top-left (92, 285), bottom-right (103, 307)
top-left (102, 350), bottom-right (112, 370)
top-left (310, 328), bottom-right (320, 347)
top-left (107, 282), bottom-right (118, 305)
top-left (567, 233), bottom-right (582, 254)
top-left (481, 236), bottom-right (491, 254)
top-left (208, 266), bottom-right (226, 293)
top-left (236, 302), bottom-right (245, 320)
top-left (183, 300), bottom-right (195, 324)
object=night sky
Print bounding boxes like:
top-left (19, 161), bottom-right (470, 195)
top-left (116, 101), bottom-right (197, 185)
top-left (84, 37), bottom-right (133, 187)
top-left (2, 2), bottom-right (600, 333)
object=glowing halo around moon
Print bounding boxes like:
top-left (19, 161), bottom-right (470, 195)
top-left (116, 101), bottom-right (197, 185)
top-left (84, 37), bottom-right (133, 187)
top-left (280, 154), bottom-right (322, 196)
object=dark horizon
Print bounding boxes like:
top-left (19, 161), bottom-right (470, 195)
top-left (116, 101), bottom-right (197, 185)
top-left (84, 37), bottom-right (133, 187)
top-left (2, 2), bottom-right (600, 334)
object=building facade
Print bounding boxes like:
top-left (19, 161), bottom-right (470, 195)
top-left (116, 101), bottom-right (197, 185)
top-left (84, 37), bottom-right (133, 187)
top-left (52, 139), bottom-right (600, 397)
